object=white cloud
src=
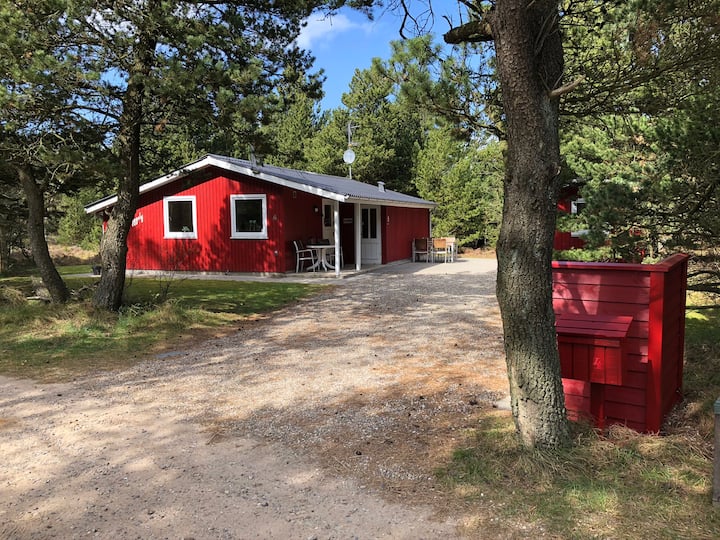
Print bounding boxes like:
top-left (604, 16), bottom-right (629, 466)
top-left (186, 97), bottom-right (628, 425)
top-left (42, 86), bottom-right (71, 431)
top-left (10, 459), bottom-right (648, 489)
top-left (296, 13), bottom-right (371, 50)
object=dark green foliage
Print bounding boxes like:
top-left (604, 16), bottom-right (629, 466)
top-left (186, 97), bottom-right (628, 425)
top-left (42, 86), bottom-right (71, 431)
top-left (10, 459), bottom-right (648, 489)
top-left (415, 127), bottom-right (503, 246)
top-left (559, 0), bottom-right (720, 276)
top-left (553, 247), bottom-right (615, 263)
top-left (303, 53), bottom-right (426, 193)
top-left (561, 0), bottom-right (720, 117)
top-left (303, 108), bottom-right (353, 177)
top-left (0, 170), bottom-right (26, 273)
top-left (262, 74), bottom-right (325, 170)
top-left (57, 189), bottom-right (104, 251)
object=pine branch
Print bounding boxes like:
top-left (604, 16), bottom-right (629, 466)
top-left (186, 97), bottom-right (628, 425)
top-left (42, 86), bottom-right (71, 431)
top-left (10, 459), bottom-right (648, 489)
top-left (443, 19), bottom-right (493, 44)
top-left (548, 76), bottom-right (584, 99)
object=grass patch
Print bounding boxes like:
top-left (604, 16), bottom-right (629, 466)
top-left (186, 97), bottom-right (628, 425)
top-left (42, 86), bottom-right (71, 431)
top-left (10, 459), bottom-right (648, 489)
top-left (680, 299), bottom-right (720, 437)
top-left (439, 413), bottom-right (719, 538)
top-left (56, 264), bottom-right (96, 276)
top-left (438, 295), bottom-right (720, 539)
top-left (0, 273), bottom-right (323, 381)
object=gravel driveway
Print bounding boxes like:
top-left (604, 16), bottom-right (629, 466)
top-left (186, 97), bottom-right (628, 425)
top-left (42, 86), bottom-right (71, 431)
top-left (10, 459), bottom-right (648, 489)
top-left (1, 258), bottom-right (511, 539)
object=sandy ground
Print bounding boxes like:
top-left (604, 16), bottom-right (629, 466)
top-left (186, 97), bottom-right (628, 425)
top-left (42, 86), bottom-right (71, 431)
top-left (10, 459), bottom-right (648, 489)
top-left (0, 258), bottom-right (520, 539)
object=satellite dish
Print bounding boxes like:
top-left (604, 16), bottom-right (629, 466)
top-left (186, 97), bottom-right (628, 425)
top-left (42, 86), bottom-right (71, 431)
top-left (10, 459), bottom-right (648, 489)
top-left (343, 148), bottom-right (356, 164)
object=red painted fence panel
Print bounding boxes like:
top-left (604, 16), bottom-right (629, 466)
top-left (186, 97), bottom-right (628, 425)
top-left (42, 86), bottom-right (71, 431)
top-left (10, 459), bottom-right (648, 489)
top-left (553, 253), bottom-right (689, 432)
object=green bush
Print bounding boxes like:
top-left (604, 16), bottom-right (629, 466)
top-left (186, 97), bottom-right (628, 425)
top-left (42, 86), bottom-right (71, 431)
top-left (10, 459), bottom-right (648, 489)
top-left (57, 189), bottom-right (103, 250)
top-left (553, 246), bottom-right (615, 262)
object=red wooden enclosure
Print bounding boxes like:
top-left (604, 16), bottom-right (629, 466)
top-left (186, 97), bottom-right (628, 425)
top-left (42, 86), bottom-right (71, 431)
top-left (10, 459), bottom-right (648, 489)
top-left (553, 253), bottom-right (689, 432)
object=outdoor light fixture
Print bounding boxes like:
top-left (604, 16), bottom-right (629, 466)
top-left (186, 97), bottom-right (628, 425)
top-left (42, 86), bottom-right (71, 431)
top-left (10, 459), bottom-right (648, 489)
top-left (313, 205), bottom-right (319, 213)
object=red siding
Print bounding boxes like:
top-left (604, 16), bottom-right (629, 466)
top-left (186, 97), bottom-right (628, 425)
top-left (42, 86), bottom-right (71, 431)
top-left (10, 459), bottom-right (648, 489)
top-left (553, 254), bottom-right (689, 432)
top-left (381, 206), bottom-right (431, 263)
top-left (554, 186), bottom-right (585, 250)
top-left (554, 231), bottom-right (585, 251)
top-left (127, 168), bottom-right (318, 273)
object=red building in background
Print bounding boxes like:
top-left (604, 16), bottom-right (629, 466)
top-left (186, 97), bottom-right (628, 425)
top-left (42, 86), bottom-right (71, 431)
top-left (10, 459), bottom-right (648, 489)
top-left (554, 183), bottom-right (587, 251)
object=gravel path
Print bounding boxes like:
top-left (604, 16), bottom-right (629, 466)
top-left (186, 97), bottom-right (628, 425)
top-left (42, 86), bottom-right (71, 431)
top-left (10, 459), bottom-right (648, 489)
top-left (1, 258), bottom-right (513, 539)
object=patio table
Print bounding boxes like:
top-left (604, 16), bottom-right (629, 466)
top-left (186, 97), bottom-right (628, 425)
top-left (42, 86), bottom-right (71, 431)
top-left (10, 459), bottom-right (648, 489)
top-left (306, 244), bottom-right (336, 272)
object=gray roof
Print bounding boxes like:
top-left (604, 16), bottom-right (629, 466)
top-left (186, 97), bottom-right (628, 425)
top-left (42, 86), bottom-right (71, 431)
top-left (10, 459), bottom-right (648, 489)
top-left (85, 153), bottom-right (435, 214)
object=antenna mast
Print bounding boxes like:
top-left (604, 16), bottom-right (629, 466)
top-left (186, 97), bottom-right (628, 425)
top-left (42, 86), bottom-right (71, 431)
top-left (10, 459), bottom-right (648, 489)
top-left (342, 121), bottom-right (357, 178)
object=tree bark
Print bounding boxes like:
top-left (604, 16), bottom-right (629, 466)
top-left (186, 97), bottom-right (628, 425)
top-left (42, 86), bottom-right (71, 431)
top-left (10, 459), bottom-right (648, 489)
top-left (92, 28), bottom-right (157, 311)
top-left (491, 0), bottom-right (571, 447)
top-left (17, 165), bottom-right (70, 303)
top-left (0, 226), bottom-right (9, 274)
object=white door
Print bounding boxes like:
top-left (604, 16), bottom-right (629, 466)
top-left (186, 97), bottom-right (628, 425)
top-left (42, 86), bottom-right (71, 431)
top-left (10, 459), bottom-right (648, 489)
top-left (360, 206), bottom-right (381, 264)
top-left (321, 199), bottom-right (335, 241)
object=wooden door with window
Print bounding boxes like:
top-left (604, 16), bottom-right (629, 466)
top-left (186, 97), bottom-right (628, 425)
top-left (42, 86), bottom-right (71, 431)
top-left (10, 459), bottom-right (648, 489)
top-left (360, 206), bottom-right (381, 264)
top-left (321, 199), bottom-right (335, 241)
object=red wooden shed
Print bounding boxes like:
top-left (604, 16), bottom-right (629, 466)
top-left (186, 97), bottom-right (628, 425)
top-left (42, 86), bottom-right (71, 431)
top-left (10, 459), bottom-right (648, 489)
top-left (553, 253), bottom-right (689, 432)
top-left (85, 155), bottom-right (436, 275)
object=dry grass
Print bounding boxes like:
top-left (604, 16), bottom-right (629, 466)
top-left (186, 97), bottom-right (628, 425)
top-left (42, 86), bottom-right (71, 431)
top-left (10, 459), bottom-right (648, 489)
top-left (0, 285), bottom-right (27, 306)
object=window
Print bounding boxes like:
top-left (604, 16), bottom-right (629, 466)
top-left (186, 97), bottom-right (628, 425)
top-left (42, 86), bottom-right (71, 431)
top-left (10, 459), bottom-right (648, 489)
top-left (571, 198), bottom-right (586, 215)
top-left (361, 207), bottom-right (377, 239)
top-left (230, 194), bottom-right (267, 239)
top-left (164, 196), bottom-right (197, 239)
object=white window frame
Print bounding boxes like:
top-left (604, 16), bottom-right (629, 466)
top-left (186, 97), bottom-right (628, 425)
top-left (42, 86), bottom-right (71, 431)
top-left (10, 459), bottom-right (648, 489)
top-left (571, 197), bottom-right (586, 215)
top-left (230, 194), bottom-right (268, 240)
top-left (163, 196), bottom-right (197, 239)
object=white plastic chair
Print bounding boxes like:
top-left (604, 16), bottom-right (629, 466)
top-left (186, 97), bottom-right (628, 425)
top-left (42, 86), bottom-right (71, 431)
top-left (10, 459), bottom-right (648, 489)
top-left (327, 246), bottom-right (343, 268)
top-left (293, 240), bottom-right (316, 272)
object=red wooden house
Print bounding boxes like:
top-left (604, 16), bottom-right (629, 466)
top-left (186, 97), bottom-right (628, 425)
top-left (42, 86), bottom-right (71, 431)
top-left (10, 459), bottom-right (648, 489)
top-left (85, 154), bottom-right (436, 275)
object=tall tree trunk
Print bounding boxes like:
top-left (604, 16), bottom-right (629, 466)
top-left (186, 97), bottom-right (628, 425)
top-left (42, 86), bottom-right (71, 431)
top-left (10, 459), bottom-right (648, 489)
top-left (492, 0), bottom-right (571, 447)
top-left (92, 95), bottom-right (142, 311)
top-left (92, 30), bottom-right (157, 311)
top-left (0, 226), bottom-right (9, 274)
top-left (17, 165), bottom-right (70, 303)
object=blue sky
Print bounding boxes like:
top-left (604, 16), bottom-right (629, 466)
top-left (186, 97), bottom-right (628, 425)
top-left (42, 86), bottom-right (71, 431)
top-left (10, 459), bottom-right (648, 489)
top-left (298, 2), bottom-right (461, 111)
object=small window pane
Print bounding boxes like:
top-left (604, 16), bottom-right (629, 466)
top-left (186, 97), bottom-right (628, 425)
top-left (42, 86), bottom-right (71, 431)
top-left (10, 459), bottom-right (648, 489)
top-left (234, 199), bottom-right (264, 233)
top-left (369, 208), bottom-right (377, 239)
top-left (572, 198), bottom-right (586, 215)
top-left (168, 200), bottom-right (194, 233)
